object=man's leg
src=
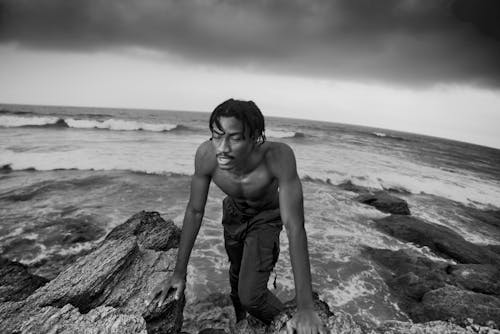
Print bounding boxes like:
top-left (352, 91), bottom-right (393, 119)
top-left (224, 230), bottom-right (247, 322)
top-left (237, 227), bottom-right (284, 324)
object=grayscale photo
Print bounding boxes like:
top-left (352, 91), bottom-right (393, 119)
top-left (1, 1), bottom-right (499, 333)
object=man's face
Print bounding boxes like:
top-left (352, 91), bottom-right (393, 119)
top-left (211, 116), bottom-right (255, 171)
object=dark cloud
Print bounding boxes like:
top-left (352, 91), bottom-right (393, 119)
top-left (1, 0), bottom-right (499, 87)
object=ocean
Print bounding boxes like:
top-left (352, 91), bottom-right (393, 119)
top-left (1, 103), bottom-right (500, 329)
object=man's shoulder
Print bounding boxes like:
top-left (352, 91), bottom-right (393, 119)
top-left (194, 140), bottom-right (216, 175)
top-left (263, 141), bottom-right (297, 177)
top-left (263, 141), bottom-right (295, 161)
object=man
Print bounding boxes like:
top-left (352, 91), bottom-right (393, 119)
top-left (147, 99), bottom-right (326, 333)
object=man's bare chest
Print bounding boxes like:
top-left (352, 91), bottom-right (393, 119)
top-left (212, 166), bottom-right (277, 200)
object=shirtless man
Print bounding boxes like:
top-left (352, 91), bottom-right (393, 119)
top-left (147, 99), bottom-right (326, 333)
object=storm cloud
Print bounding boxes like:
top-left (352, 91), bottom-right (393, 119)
top-left (1, 0), bottom-right (499, 87)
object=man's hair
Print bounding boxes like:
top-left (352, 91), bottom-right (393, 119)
top-left (209, 99), bottom-right (266, 145)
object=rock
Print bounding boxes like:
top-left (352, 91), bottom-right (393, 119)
top-left (412, 285), bottom-right (500, 327)
top-left (366, 248), bottom-right (449, 311)
top-left (337, 180), bottom-right (369, 194)
top-left (378, 320), bottom-right (475, 333)
top-left (367, 247), bottom-right (500, 328)
top-left (467, 209), bottom-right (500, 230)
top-left (0, 257), bottom-right (49, 302)
top-left (20, 304), bottom-right (147, 334)
top-left (0, 163), bottom-right (13, 173)
top-left (374, 215), bottom-right (500, 265)
top-left (449, 264), bottom-right (500, 296)
top-left (0, 211), bottom-right (184, 334)
top-left (356, 191), bottom-right (411, 215)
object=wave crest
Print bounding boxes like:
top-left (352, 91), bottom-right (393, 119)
top-left (0, 115), bottom-right (180, 132)
top-left (266, 129), bottom-right (306, 139)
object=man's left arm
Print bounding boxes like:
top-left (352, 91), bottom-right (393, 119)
top-left (269, 143), bottom-right (326, 334)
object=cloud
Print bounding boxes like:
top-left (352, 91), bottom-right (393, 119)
top-left (1, 0), bottom-right (499, 87)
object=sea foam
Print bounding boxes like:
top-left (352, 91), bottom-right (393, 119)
top-left (0, 115), bottom-right (179, 132)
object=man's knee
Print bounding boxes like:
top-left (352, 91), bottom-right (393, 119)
top-left (238, 287), bottom-right (266, 311)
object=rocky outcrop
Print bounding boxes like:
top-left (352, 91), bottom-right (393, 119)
top-left (367, 247), bottom-right (500, 328)
top-left (0, 211), bottom-right (184, 334)
top-left (374, 215), bottom-right (500, 265)
top-left (0, 257), bottom-right (49, 302)
top-left (337, 181), bottom-right (411, 215)
top-left (3, 210), bottom-right (499, 333)
top-left (355, 192), bottom-right (411, 215)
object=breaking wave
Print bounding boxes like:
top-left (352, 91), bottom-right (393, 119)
top-left (0, 115), bottom-right (182, 132)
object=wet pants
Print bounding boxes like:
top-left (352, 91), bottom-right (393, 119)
top-left (222, 197), bottom-right (285, 324)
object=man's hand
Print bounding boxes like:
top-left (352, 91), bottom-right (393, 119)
top-left (145, 274), bottom-right (186, 308)
top-left (286, 309), bottom-right (328, 334)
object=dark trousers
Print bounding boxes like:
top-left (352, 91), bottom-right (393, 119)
top-left (222, 197), bottom-right (285, 324)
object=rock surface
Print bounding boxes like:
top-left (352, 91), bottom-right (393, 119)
top-left (0, 257), bottom-right (49, 302)
top-left (0, 211), bottom-right (184, 334)
top-left (2, 210), bottom-right (500, 333)
top-left (367, 247), bottom-right (500, 328)
top-left (356, 192), bottom-right (411, 215)
top-left (374, 215), bottom-right (500, 265)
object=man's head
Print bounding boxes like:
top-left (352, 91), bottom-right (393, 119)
top-left (209, 99), bottom-right (266, 145)
top-left (209, 99), bottom-right (266, 170)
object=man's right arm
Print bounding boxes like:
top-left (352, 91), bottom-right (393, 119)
top-left (173, 144), bottom-right (212, 278)
top-left (146, 142), bottom-right (213, 306)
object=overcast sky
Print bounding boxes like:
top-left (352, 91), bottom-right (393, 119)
top-left (1, 0), bottom-right (500, 148)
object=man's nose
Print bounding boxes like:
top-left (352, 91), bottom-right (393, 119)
top-left (217, 137), bottom-right (231, 153)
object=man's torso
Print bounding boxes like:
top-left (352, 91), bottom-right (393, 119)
top-left (203, 141), bottom-right (282, 214)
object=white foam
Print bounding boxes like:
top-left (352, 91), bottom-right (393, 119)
top-left (266, 129), bottom-right (297, 138)
top-left (0, 115), bottom-right (179, 132)
top-left (65, 118), bottom-right (178, 132)
top-left (326, 271), bottom-right (380, 307)
top-left (0, 115), bottom-right (59, 127)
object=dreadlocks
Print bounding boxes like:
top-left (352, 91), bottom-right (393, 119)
top-left (209, 99), bottom-right (266, 145)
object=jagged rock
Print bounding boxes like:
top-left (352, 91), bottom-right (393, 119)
top-left (366, 248), bottom-right (449, 310)
top-left (337, 180), bottom-right (369, 194)
top-left (0, 257), bottom-right (49, 302)
top-left (374, 215), bottom-right (500, 265)
top-left (267, 292), bottom-right (366, 334)
top-left (0, 211), bottom-right (184, 334)
top-left (412, 285), bottom-right (500, 327)
top-left (449, 264), bottom-right (500, 296)
top-left (356, 191), bottom-right (411, 215)
top-left (467, 209), bottom-right (500, 230)
top-left (21, 304), bottom-right (147, 334)
top-left (377, 320), bottom-right (493, 333)
top-left (367, 247), bottom-right (500, 328)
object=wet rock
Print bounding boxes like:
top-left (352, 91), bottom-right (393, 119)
top-left (367, 247), bottom-right (500, 328)
top-left (356, 191), bottom-right (411, 215)
top-left (0, 257), bottom-right (49, 302)
top-left (374, 215), bottom-right (500, 265)
top-left (467, 209), bottom-right (500, 230)
top-left (337, 180), bottom-right (369, 194)
top-left (0, 211), bottom-right (184, 334)
top-left (412, 285), bottom-right (500, 327)
top-left (449, 264), bottom-right (500, 296)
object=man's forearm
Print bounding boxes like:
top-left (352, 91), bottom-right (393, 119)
top-left (287, 223), bottom-right (315, 310)
top-left (173, 209), bottom-right (203, 277)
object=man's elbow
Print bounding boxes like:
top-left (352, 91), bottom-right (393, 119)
top-left (284, 219), bottom-right (306, 238)
top-left (186, 204), bottom-right (205, 221)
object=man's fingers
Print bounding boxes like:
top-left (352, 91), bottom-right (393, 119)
top-left (174, 287), bottom-right (182, 300)
top-left (286, 319), bottom-right (295, 334)
top-left (157, 291), bottom-right (166, 307)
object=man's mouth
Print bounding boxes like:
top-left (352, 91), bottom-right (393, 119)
top-left (217, 155), bottom-right (233, 165)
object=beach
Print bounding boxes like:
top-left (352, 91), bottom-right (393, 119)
top-left (1, 103), bottom-right (500, 331)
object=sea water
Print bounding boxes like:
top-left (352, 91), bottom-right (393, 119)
top-left (1, 103), bottom-right (500, 329)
